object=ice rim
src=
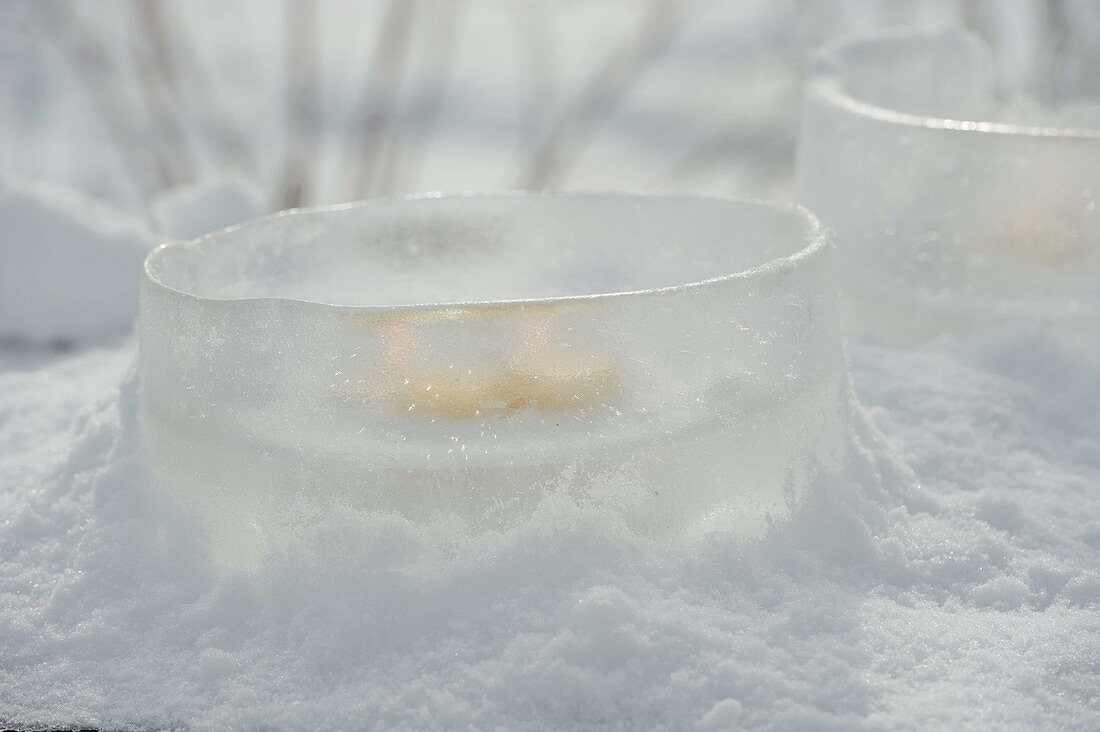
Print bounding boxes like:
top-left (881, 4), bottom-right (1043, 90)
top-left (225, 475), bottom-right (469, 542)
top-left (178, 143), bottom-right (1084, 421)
top-left (808, 26), bottom-right (1100, 141)
top-left (142, 190), bottom-right (831, 310)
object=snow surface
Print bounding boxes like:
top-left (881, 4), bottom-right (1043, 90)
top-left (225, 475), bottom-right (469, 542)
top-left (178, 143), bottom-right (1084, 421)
top-left (0, 183), bottom-right (152, 344)
top-left (2, 1), bottom-right (1099, 729)
top-left (151, 177), bottom-right (263, 242)
top-left (1, 331), bottom-right (1097, 729)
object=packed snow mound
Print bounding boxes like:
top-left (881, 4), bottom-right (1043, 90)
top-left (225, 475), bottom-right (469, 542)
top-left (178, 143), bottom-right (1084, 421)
top-left (0, 183), bottom-right (153, 344)
top-left (3, 333), bottom-right (1098, 729)
top-left (0, 367), bottom-right (896, 730)
top-left (151, 177), bottom-right (264, 241)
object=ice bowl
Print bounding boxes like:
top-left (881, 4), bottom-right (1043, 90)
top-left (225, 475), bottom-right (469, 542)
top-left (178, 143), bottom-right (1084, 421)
top-left (797, 27), bottom-right (1100, 347)
top-left (139, 193), bottom-right (846, 566)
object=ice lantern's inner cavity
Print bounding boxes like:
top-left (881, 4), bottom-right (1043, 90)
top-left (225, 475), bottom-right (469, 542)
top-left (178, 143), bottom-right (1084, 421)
top-left (818, 28), bottom-right (1100, 127)
top-left (139, 194), bottom-right (847, 567)
top-left (148, 194), bottom-right (813, 306)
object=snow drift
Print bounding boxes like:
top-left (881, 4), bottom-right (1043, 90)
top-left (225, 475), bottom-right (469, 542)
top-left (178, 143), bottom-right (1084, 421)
top-left (0, 182), bottom-right (152, 344)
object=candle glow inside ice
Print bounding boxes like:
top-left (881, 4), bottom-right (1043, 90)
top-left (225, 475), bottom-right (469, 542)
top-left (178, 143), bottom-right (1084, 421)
top-left (138, 193), bottom-right (846, 566)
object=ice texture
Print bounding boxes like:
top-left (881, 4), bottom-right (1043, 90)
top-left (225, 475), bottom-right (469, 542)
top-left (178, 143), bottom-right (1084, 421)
top-left (139, 193), bottom-right (845, 566)
top-left (797, 27), bottom-right (1100, 347)
top-left (0, 181), bottom-right (152, 343)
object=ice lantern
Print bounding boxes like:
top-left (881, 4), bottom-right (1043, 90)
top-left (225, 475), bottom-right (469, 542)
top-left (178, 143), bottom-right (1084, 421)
top-left (139, 193), bottom-right (845, 566)
top-left (797, 27), bottom-right (1100, 346)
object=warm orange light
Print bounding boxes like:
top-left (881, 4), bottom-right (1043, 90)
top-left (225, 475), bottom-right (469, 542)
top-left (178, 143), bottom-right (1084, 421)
top-left (390, 354), bottom-right (621, 419)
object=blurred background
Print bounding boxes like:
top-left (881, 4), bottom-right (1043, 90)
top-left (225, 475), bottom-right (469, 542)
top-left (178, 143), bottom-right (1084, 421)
top-left (3, 0), bottom-right (1099, 241)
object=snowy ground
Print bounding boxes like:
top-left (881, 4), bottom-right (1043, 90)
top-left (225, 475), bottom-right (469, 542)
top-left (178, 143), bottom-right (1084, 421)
top-left (2, 1), bottom-right (1099, 730)
top-left (2, 329), bottom-right (1097, 729)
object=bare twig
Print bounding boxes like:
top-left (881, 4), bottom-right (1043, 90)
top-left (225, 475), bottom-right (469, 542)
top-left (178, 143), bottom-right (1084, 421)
top-left (161, 5), bottom-right (259, 178)
top-left (348, 0), bottom-right (417, 199)
top-left (278, 0), bottom-right (319, 209)
top-left (26, 2), bottom-right (159, 209)
top-left (518, 0), bottom-right (677, 190)
top-left (514, 3), bottom-right (557, 148)
top-left (131, 0), bottom-right (196, 189)
top-left (378, 0), bottom-right (466, 195)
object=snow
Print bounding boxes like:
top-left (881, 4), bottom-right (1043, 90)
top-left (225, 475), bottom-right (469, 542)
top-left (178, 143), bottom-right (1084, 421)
top-left (0, 182), bottom-right (152, 344)
top-left (2, 1), bottom-right (1099, 729)
top-left (1, 325), bottom-right (1097, 729)
top-left (151, 177), bottom-right (263, 241)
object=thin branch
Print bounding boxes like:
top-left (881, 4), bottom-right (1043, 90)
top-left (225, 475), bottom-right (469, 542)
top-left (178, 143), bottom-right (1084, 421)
top-left (378, 0), bottom-right (466, 195)
top-left (161, 5), bottom-right (259, 178)
top-left (518, 0), bottom-right (677, 190)
top-left (27, 2), bottom-right (159, 209)
top-left (131, 0), bottom-right (196, 189)
top-left (514, 3), bottom-right (557, 148)
top-left (348, 0), bottom-right (417, 200)
top-left (278, 0), bottom-right (319, 209)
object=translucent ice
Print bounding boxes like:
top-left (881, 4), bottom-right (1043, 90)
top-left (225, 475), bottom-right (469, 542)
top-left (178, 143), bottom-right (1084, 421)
top-left (139, 193), bottom-right (847, 566)
top-left (797, 27), bottom-right (1100, 347)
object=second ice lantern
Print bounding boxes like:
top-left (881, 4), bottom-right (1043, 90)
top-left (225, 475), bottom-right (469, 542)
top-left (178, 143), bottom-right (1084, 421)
top-left (797, 27), bottom-right (1100, 348)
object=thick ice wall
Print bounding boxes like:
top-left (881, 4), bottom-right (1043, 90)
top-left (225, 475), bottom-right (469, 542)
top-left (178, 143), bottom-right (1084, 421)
top-left (798, 28), bottom-right (1100, 346)
top-left (138, 194), bottom-right (846, 566)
